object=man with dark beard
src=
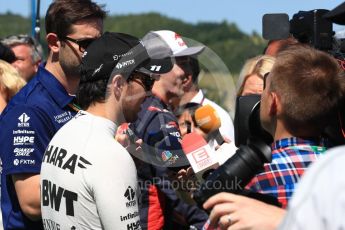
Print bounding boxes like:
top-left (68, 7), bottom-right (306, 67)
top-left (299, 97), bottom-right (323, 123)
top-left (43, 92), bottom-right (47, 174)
top-left (40, 31), bottom-right (173, 230)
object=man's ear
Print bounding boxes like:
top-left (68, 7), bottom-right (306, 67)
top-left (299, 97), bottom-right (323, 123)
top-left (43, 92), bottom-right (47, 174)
top-left (269, 92), bottom-right (280, 116)
top-left (46, 33), bottom-right (60, 53)
top-left (182, 74), bottom-right (192, 89)
top-left (111, 75), bottom-right (125, 99)
top-left (34, 60), bottom-right (41, 72)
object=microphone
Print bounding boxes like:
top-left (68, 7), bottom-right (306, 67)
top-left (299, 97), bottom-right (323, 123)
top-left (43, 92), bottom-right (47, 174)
top-left (194, 104), bottom-right (225, 145)
top-left (181, 132), bottom-right (219, 181)
top-left (116, 123), bottom-right (137, 146)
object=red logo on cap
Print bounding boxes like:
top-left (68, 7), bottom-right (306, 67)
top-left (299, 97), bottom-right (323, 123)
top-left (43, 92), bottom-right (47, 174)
top-left (174, 33), bottom-right (182, 40)
top-left (174, 33), bottom-right (186, 47)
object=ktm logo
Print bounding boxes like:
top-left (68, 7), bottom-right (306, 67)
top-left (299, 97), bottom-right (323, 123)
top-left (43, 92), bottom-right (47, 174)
top-left (124, 186), bottom-right (136, 208)
top-left (124, 186), bottom-right (135, 201)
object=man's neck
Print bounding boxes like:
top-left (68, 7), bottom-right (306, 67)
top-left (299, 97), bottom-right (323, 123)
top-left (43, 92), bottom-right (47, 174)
top-left (152, 87), bottom-right (170, 105)
top-left (273, 120), bottom-right (294, 141)
top-left (86, 101), bottom-right (119, 124)
top-left (179, 90), bottom-right (198, 106)
top-left (87, 103), bottom-right (107, 118)
top-left (45, 59), bottom-right (80, 95)
top-left (273, 120), bottom-right (318, 141)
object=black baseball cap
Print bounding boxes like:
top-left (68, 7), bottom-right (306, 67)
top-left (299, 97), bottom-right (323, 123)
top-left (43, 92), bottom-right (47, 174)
top-left (80, 32), bottom-right (174, 83)
top-left (324, 2), bottom-right (345, 25)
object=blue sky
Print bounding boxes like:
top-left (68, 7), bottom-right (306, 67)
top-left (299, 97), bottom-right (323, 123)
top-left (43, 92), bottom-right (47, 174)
top-left (1, 0), bottom-right (345, 35)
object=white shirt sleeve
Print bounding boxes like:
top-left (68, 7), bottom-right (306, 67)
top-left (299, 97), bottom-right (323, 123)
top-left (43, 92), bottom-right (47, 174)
top-left (88, 143), bottom-right (140, 230)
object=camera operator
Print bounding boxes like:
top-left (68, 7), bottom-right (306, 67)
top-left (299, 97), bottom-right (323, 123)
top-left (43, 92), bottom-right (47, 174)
top-left (245, 44), bottom-right (343, 208)
top-left (202, 45), bottom-right (344, 229)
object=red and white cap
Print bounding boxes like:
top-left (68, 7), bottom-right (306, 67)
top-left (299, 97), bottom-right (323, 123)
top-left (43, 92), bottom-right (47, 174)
top-left (142, 30), bottom-right (205, 57)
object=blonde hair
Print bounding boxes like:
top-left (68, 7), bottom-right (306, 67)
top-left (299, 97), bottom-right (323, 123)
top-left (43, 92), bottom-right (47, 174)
top-left (0, 60), bottom-right (26, 99)
top-left (237, 55), bottom-right (275, 96)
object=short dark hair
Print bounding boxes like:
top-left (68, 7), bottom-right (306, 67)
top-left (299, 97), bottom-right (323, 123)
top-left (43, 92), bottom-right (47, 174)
top-left (76, 74), bottom-right (144, 110)
top-left (270, 45), bottom-right (344, 134)
top-left (76, 78), bottom-right (109, 109)
top-left (174, 102), bottom-right (201, 117)
top-left (45, 0), bottom-right (106, 38)
top-left (177, 56), bottom-right (200, 84)
top-left (174, 102), bottom-right (202, 128)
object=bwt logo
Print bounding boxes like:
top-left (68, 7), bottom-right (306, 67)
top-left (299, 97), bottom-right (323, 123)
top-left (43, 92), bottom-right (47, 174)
top-left (124, 186), bottom-right (136, 208)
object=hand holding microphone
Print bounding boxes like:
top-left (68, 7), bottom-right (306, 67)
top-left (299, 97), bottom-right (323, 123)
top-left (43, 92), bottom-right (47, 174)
top-left (116, 123), bottom-right (143, 158)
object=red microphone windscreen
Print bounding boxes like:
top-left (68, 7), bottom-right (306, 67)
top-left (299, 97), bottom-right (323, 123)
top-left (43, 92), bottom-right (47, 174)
top-left (194, 104), bottom-right (221, 133)
top-left (181, 132), bottom-right (219, 178)
top-left (181, 132), bottom-right (208, 154)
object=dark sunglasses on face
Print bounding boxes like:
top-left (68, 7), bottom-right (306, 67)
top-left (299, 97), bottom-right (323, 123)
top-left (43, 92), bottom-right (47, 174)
top-left (128, 71), bottom-right (159, 91)
top-left (63, 36), bottom-right (96, 52)
top-left (263, 72), bottom-right (270, 90)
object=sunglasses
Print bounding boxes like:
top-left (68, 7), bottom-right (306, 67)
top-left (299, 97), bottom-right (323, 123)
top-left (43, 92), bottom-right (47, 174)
top-left (128, 71), bottom-right (159, 91)
top-left (263, 72), bottom-right (270, 90)
top-left (63, 36), bottom-right (96, 52)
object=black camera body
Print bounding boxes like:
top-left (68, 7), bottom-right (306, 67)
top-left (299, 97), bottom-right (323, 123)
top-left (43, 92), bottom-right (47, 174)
top-left (263, 9), bottom-right (333, 51)
top-left (290, 9), bottom-right (333, 51)
top-left (262, 9), bottom-right (345, 59)
top-left (192, 96), bottom-right (279, 208)
top-left (192, 9), bottom-right (345, 209)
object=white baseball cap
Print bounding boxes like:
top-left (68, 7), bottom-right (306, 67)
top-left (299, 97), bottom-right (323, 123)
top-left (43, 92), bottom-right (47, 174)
top-left (142, 30), bottom-right (205, 57)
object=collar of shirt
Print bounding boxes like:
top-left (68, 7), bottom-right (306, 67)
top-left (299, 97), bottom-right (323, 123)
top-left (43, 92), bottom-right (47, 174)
top-left (77, 110), bottom-right (117, 137)
top-left (151, 95), bottom-right (171, 111)
top-left (190, 89), bottom-right (205, 105)
top-left (37, 65), bottom-right (75, 108)
top-left (272, 137), bottom-right (325, 152)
